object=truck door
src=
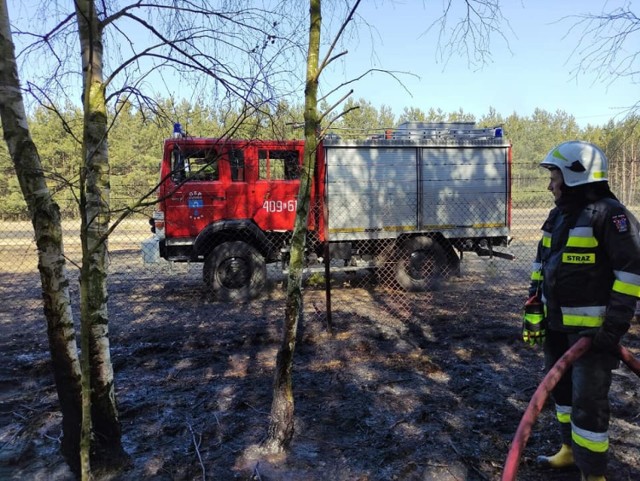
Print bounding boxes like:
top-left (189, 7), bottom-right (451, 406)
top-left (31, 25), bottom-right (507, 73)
top-left (251, 147), bottom-right (302, 231)
top-left (164, 145), bottom-right (227, 238)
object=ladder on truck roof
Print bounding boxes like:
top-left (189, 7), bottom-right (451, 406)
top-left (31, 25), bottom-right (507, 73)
top-left (389, 121), bottom-right (503, 141)
top-left (324, 122), bottom-right (504, 142)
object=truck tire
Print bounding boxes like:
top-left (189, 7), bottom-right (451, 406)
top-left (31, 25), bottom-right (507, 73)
top-left (204, 241), bottom-right (266, 301)
top-left (394, 236), bottom-right (448, 291)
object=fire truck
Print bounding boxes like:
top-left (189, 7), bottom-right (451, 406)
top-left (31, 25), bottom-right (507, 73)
top-left (147, 122), bottom-right (513, 300)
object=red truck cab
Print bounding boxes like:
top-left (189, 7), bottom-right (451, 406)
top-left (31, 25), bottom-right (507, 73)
top-left (152, 130), bottom-right (321, 301)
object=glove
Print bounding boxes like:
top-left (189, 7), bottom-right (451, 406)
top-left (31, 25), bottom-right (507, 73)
top-left (522, 296), bottom-right (547, 346)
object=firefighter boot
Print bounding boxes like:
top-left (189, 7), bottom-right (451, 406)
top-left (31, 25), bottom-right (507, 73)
top-left (581, 474), bottom-right (606, 481)
top-left (536, 444), bottom-right (575, 469)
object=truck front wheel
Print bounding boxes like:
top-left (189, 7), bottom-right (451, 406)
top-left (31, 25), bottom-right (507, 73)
top-left (204, 241), bottom-right (266, 301)
top-left (395, 237), bottom-right (448, 291)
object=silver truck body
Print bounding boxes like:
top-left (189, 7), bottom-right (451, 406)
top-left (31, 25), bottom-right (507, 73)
top-left (324, 135), bottom-right (511, 243)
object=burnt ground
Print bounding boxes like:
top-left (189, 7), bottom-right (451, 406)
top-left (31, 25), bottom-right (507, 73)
top-left (1, 260), bottom-right (640, 481)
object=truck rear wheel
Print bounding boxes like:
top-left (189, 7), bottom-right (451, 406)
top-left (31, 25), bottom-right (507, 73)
top-left (395, 236), bottom-right (448, 291)
top-left (204, 241), bottom-right (266, 301)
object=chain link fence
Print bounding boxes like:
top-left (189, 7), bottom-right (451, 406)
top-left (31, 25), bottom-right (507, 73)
top-left (2, 155), bottom-right (640, 330)
top-left (0, 165), bottom-right (567, 331)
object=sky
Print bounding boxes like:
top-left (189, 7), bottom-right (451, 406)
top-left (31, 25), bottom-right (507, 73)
top-left (5, 0), bottom-right (637, 129)
top-left (321, 0), bottom-right (638, 127)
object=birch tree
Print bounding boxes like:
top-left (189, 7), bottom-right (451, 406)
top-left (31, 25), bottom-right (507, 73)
top-left (74, 1), bottom-right (130, 477)
top-left (0, 0), bottom-right (83, 473)
top-left (263, 0), bottom-right (325, 453)
top-left (264, 0), bottom-right (363, 452)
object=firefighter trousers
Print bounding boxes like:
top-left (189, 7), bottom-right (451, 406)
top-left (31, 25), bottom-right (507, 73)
top-left (543, 329), bottom-right (619, 476)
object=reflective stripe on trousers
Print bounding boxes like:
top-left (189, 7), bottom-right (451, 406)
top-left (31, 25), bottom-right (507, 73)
top-left (572, 422), bottom-right (609, 453)
top-left (556, 404), bottom-right (571, 424)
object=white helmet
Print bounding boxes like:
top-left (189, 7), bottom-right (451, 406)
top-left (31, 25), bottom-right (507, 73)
top-left (540, 141), bottom-right (608, 187)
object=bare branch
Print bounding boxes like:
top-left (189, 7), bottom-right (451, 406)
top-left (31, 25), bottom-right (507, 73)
top-left (24, 82), bottom-right (83, 145)
top-left (319, 105), bottom-right (360, 138)
top-left (318, 0), bottom-right (362, 76)
top-left (320, 68), bottom-right (417, 105)
top-left (13, 13), bottom-right (75, 58)
top-left (104, 12), bottom-right (235, 93)
top-left (322, 49), bottom-right (348, 69)
top-left (427, 0), bottom-right (511, 69)
top-left (567, 6), bottom-right (640, 87)
top-left (318, 88), bottom-right (353, 124)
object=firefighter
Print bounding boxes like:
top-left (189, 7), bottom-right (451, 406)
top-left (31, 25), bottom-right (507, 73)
top-left (522, 141), bottom-right (640, 481)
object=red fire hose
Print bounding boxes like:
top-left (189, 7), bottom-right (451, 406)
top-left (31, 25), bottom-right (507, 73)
top-left (501, 338), bottom-right (640, 481)
top-left (618, 345), bottom-right (640, 376)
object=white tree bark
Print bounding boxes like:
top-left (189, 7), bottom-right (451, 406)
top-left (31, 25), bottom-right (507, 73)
top-left (74, 0), bottom-right (128, 477)
top-left (0, 0), bottom-right (83, 473)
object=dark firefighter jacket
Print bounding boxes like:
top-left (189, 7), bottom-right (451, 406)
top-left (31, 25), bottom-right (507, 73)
top-left (530, 197), bottom-right (640, 337)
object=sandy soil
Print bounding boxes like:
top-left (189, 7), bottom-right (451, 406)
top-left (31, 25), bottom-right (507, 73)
top-left (1, 258), bottom-right (639, 481)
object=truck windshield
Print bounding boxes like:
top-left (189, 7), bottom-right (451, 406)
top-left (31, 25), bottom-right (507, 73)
top-left (172, 147), bottom-right (219, 182)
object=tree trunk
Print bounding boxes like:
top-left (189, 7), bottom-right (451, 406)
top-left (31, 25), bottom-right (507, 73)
top-left (75, 0), bottom-right (128, 474)
top-left (263, 0), bottom-right (322, 453)
top-left (0, 0), bottom-right (83, 473)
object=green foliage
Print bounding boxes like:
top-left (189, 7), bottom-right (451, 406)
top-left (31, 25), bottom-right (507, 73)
top-left (397, 106), bottom-right (475, 125)
top-left (29, 106), bottom-right (83, 218)
top-left (0, 140), bottom-right (29, 219)
top-left (332, 97), bottom-right (397, 138)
